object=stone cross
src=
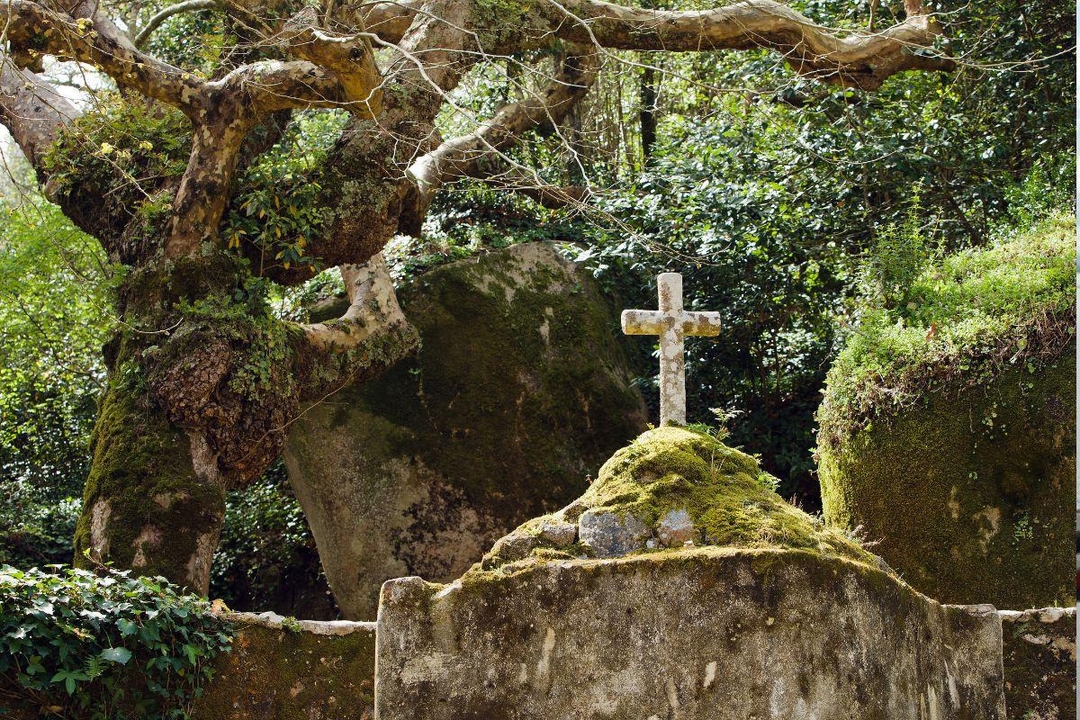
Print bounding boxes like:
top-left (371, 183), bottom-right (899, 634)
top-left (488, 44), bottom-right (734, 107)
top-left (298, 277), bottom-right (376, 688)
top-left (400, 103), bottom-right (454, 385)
top-left (621, 273), bottom-right (721, 426)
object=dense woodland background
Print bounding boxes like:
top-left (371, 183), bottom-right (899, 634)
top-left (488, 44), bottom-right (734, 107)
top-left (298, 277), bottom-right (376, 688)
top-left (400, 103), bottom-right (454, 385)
top-left (0, 0), bottom-right (1074, 614)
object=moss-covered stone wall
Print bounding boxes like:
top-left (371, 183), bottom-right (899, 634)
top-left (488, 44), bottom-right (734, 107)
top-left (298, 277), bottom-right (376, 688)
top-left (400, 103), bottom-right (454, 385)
top-left (192, 612), bottom-right (375, 720)
top-left (819, 347), bottom-right (1075, 608)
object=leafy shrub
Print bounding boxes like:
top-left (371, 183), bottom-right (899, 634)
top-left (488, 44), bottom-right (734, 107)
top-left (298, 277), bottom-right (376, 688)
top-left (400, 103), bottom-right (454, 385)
top-left (0, 566), bottom-right (232, 719)
top-left (0, 200), bottom-right (111, 567)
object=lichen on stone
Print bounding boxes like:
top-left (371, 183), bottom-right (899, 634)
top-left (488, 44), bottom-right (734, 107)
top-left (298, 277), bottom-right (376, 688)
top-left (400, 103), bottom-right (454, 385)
top-left (469, 427), bottom-right (877, 578)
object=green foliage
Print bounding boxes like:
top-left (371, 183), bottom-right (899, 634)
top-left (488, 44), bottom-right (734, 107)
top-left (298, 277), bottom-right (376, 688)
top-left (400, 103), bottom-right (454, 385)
top-left (818, 213), bottom-right (1076, 445)
top-left (142, 6), bottom-right (223, 73)
top-left (0, 565), bottom-right (232, 719)
top-left (223, 111), bottom-right (347, 274)
top-left (857, 205), bottom-right (931, 311)
top-left (210, 464), bottom-right (333, 617)
top-left (43, 96), bottom-right (191, 196)
top-left (0, 200), bottom-right (113, 566)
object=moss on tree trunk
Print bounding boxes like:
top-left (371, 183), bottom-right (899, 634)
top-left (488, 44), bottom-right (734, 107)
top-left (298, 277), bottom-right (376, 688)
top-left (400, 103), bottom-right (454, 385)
top-left (74, 371), bottom-right (227, 594)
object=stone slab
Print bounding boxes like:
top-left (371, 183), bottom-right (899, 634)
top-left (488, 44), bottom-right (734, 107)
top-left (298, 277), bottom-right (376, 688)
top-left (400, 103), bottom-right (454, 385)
top-left (375, 548), bottom-right (1005, 719)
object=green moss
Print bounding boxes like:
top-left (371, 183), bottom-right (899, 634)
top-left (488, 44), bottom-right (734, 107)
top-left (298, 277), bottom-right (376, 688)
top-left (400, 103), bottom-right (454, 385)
top-left (819, 352), bottom-right (1075, 607)
top-left (73, 375), bottom-right (224, 588)
top-left (818, 214), bottom-right (1076, 448)
top-left (817, 216), bottom-right (1077, 607)
top-left (192, 621), bottom-right (375, 719)
top-left (467, 427), bottom-right (875, 579)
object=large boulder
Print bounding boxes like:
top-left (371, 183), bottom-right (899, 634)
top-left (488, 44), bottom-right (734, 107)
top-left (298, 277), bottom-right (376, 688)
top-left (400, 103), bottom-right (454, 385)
top-left (375, 428), bottom-right (1006, 719)
top-left (817, 216), bottom-right (1076, 608)
top-left (283, 243), bottom-right (646, 619)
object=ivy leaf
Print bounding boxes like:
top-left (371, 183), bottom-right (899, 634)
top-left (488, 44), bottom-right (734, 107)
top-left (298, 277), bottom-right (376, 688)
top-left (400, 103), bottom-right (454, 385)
top-left (99, 646), bottom-right (133, 664)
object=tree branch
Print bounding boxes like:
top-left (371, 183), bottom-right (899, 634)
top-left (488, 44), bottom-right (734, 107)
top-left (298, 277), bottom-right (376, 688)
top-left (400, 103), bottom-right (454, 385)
top-left (533, 0), bottom-right (952, 89)
top-left (1, 0), bottom-right (206, 111)
top-left (406, 47), bottom-right (598, 220)
top-left (134, 0), bottom-right (218, 48)
top-left (296, 254), bottom-right (420, 401)
top-left (278, 7), bottom-right (383, 116)
top-left (0, 55), bottom-right (79, 174)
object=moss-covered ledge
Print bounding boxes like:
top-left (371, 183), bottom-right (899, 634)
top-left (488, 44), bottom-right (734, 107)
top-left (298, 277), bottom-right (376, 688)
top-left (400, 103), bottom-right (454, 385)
top-left (817, 215), bottom-right (1077, 608)
top-left (191, 612), bottom-right (375, 720)
top-left (470, 426), bottom-right (882, 578)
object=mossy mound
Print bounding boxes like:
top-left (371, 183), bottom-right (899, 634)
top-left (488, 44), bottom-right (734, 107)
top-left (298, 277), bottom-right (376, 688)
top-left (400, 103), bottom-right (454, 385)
top-left (818, 216), bottom-right (1076, 608)
top-left (471, 427), bottom-right (877, 577)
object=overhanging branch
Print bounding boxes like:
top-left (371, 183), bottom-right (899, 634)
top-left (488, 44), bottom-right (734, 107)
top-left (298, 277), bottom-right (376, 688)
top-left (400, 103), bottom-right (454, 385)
top-left (406, 47), bottom-right (599, 219)
top-left (0, 0), bottom-right (205, 111)
top-left (534, 0), bottom-right (953, 89)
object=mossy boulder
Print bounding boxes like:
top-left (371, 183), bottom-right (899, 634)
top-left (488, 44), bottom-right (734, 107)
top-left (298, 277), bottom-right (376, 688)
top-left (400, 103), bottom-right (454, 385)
top-left (282, 243), bottom-right (646, 619)
top-left (817, 216), bottom-right (1076, 608)
top-left (375, 428), bottom-right (1006, 719)
top-left (472, 426), bottom-right (878, 575)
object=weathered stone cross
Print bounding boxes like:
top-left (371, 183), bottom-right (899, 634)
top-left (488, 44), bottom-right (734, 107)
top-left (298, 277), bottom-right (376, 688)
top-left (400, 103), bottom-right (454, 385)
top-left (621, 273), bottom-right (721, 426)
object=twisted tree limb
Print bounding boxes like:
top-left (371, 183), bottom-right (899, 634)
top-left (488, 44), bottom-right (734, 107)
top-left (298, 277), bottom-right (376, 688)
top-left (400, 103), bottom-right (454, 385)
top-left (533, 0), bottom-right (952, 89)
top-left (0, 0), bottom-right (205, 112)
top-left (407, 46), bottom-right (598, 213)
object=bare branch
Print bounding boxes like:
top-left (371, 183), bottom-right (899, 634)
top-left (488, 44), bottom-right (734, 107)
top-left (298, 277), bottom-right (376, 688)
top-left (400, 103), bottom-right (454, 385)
top-left (0, 55), bottom-right (79, 173)
top-left (533, 0), bottom-right (953, 89)
top-left (407, 47), bottom-right (598, 215)
top-left (134, 0), bottom-right (217, 48)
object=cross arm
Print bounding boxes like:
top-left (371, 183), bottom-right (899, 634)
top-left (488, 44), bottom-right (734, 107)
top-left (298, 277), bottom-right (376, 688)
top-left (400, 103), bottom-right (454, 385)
top-left (622, 310), bottom-right (664, 336)
top-left (683, 312), bottom-right (722, 337)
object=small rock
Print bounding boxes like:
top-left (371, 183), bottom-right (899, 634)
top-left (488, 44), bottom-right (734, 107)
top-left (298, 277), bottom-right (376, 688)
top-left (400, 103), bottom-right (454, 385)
top-left (559, 499), bottom-right (587, 523)
top-left (657, 509), bottom-right (696, 548)
top-left (578, 510), bottom-right (649, 558)
top-left (491, 531), bottom-right (538, 562)
top-left (537, 519), bottom-right (577, 548)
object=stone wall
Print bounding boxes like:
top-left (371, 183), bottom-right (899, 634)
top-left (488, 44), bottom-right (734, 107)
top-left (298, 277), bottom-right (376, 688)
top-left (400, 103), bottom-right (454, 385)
top-left (191, 612), bottom-right (375, 720)
top-left (1000, 607), bottom-right (1076, 720)
top-left (374, 428), bottom-right (1007, 719)
top-left (376, 552), bottom-right (1006, 720)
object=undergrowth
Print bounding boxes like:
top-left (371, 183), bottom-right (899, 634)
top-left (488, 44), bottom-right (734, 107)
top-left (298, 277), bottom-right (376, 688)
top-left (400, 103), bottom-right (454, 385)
top-left (817, 212), bottom-right (1076, 448)
top-left (0, 566), bottom-right (232, 719)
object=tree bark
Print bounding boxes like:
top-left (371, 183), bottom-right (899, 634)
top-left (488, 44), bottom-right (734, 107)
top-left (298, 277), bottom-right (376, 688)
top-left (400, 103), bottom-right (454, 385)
top-left (74, 358), bottom-right (228, 594)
